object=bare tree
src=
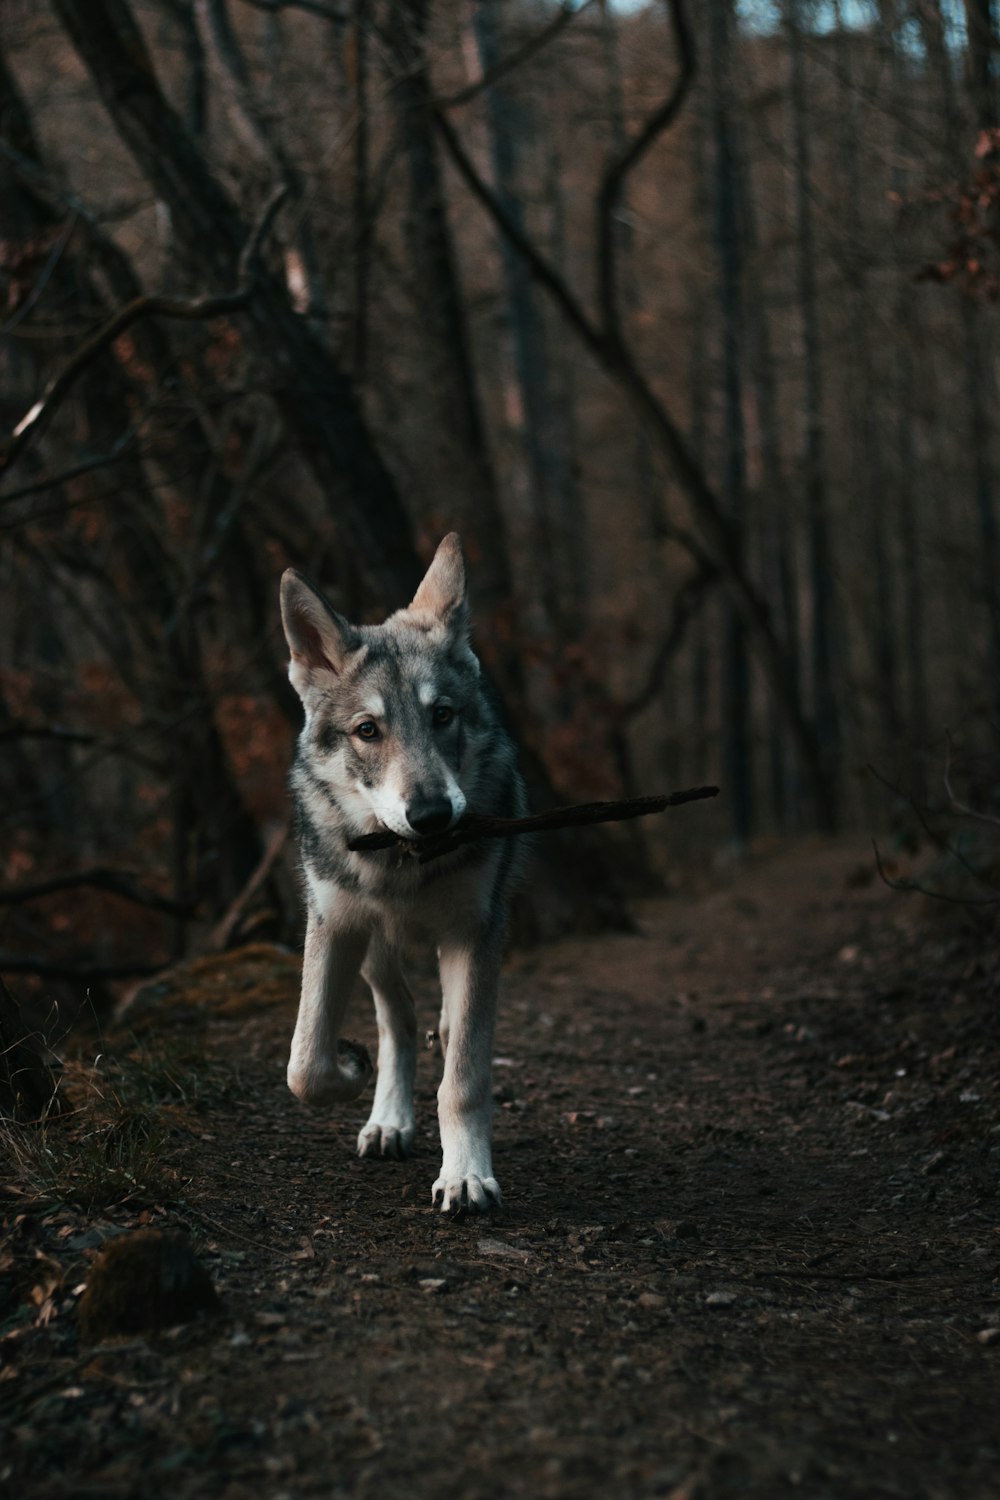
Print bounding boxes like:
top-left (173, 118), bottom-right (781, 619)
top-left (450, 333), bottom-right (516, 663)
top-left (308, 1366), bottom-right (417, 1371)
top-left (783, 0), bottom-right (840, 821)
top-left (435, 0), bottom-right (837, 828)
top-left (707, 0), bottom-right (752, 843)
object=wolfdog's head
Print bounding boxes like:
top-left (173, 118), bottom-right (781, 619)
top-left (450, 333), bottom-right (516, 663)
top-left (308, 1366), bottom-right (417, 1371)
top-left (280, 534), bottom-right (482, 840)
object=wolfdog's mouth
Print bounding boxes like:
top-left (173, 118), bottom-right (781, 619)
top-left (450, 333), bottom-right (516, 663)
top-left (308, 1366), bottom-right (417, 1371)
top-left (351, 819), bottom-right (424, 850)
top-left (347, 819), bottom-right (466, 860)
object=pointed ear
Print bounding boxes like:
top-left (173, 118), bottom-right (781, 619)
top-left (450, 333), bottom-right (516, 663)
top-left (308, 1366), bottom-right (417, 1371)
top-left (409, 533), bottom-right (468, 636)
top-left (280, 569), bottom-right (359, 699)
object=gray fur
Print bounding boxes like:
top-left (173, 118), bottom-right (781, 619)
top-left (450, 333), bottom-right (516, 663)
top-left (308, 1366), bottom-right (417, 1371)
top-left (280, 534), bottom-right (526, 1214)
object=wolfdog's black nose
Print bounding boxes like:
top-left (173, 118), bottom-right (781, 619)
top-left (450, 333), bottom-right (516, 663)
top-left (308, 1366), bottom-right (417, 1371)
top-left (406, 796), bottom-right (455, 836)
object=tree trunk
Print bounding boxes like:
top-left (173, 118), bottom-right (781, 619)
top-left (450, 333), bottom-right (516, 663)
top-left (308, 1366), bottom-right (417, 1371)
top-left (834, 7), bottom-right (899, 750)
top-left (883, 3), bottom-right (927, 754)
top-left (471, 0), bottom-right (575, 650)
top-left (158, 0), bottom-right (207, 140)
top-left (918, 0), bottom-right (1000, 710)
top-left (48, 0), bottom-right (630, 935)
top-left (963, 0), bottom-right (998, 131)
top-left (538, 124), bottom-right (588, 637)
top-left (383, 0), bottom-right (515, 656)
top-left (785, 0), bottom-right (840, 826)
top-left (733, 44), bottom-right (801, 831)
top-left (707, 0), bottom-right (752, 845)
top-left (51, 0), bottom-right (423, 608)
top-left (351, 0), bottom-right (371, 377)
top-left (435, 24), bottom-right (837, 830)
top-left (196, 0), bottom-right (327, 318)
top-left (597, 0), bottom-right (657, 503)
top-left (960, 0), bottom-right (1000, 687)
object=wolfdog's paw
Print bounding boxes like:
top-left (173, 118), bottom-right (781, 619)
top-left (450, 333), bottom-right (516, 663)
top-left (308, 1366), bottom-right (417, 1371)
top-left (432, 1174), bottom-right (502, 1215)
top-left (357, 1121), bottom-right (415, 1159)
top-left (287, 1039), bottom-right (373, 1106)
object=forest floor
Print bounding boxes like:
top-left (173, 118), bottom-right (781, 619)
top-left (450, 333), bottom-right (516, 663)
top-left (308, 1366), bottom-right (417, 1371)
top-left (2, 837), bottom-right (999, 1500)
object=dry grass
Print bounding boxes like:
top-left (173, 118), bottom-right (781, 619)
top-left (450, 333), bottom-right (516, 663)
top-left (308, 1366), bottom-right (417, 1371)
top-left (1, 1037), bottom-right (243, 1211)
top-left (2, 1057), bottom-right (166, 1210)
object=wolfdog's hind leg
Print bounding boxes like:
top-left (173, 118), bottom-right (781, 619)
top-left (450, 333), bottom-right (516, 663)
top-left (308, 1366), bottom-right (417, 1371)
top-left (357, 936), bottom-right (417, 1159)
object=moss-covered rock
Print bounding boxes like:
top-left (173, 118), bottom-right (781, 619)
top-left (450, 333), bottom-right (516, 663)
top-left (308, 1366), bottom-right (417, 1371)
top-left (115, 943), bottom-right (302, 1033)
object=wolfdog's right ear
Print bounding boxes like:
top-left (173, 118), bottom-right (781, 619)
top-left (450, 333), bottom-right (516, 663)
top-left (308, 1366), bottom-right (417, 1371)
top-left (409, 532), bottom-right (468, 637)
top-left (280, 570), bottom-right (360, 699)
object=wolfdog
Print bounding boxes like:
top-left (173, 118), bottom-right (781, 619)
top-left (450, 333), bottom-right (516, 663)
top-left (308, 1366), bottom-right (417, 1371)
top-left (279, 534), bottom-right (527, 1213)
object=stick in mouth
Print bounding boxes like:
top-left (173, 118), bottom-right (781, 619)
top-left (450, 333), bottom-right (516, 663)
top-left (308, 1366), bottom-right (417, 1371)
top-left (346, 785), bottom-right (720, 864)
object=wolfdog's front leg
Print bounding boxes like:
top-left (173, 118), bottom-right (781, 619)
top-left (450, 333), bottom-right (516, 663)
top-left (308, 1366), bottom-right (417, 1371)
top-left (287, 913), bottom-right (373, 1105)
top-left (357, 937), bottom-right (417, 1159)
top-left (433, 923), bottom-right (504, 1213)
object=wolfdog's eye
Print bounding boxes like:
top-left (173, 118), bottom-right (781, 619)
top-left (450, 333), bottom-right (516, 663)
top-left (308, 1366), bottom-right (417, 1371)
top-left (432, 704), bottom-right (454, 727)
top-left (355, 720), bottom-right (380, 741)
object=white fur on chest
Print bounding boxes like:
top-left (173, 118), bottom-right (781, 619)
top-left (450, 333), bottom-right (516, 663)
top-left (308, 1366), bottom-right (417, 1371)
top-left (304, 845), bottom-right (497, 942)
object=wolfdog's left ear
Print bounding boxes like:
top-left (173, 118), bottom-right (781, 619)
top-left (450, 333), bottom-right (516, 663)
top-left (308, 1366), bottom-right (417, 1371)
top-left (409, 533), bottom-right (468, 636)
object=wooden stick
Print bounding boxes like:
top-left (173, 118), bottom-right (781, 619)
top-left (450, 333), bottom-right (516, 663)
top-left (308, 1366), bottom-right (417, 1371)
top-left (347, 784), bottom-right (720, 863)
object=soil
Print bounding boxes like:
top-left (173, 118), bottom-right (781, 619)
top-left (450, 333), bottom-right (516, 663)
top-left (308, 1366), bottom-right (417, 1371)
top-left (2, 838), bottom-right (999, 1500)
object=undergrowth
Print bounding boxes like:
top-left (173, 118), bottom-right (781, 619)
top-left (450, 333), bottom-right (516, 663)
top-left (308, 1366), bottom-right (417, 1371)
top-left (1, 1037), bottom-right (242, 1211)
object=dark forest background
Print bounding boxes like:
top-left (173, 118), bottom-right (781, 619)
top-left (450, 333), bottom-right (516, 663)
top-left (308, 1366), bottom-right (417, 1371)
top-left (2, 0), bottom-right (999, 995)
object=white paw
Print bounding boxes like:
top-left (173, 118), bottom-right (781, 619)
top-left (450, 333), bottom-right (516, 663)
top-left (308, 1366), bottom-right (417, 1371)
top-left (432, 1174), bottom-right (502, 1215)
top-left (357, 1120), bottom-right (415, 1159)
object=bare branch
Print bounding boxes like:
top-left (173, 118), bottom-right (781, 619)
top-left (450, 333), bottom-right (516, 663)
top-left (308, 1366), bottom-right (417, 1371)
top-left (0, 952), bottom-right (164, 981)
top-left (0, 212), bottom-right (78, 335)
top-left (620, 558), bottom-right (720, 721)
top-left (0, 427), bottom-right (139, 509)
top-left (198, 2), bottom-right (325, 315)
top-left (597, 0), bottom-right (695, 338)
top-left (436, 76), bottom-right (732, 605)
top-left (2, 185), bottom-right (288, 477)
top-left (0, 722), bottom-right (98, 748)
top-left (943, 732), bottom-right (1000, 829)
top-left (236, 0), bottom-right (347, 20)
top-left (207, 823), bottom-right (288, 951)
top-left (0, 868), bottom-right (196, 920)
top-left (869, 762), bottom-right (1000, 896)
top-left (154, 0), bottom-right (208, 137)
top-left (872, 839), bottom-right (1000, 907)
top-left (0, 721), bottom-right (165, 777)
top-left (3, 288), bottom-right (247, 474)
top-left (432, 107), bottom-right (607, 363)
top-left (437, 0), bottom-right (598, 110)
top-left (0, 139), bottom-right (156, 313)
top-left (436, 1), bottom-right (692, 351)
top-left (432, 8), bottom-right (831, 824)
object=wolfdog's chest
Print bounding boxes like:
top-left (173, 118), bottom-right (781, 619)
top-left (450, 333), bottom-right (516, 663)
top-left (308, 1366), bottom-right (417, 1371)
top-left (299, 816), bottom-right (496, 932)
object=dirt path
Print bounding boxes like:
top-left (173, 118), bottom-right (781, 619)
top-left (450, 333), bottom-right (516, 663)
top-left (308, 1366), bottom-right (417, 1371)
top-left (3, 839), bottom-right (999, 1499)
